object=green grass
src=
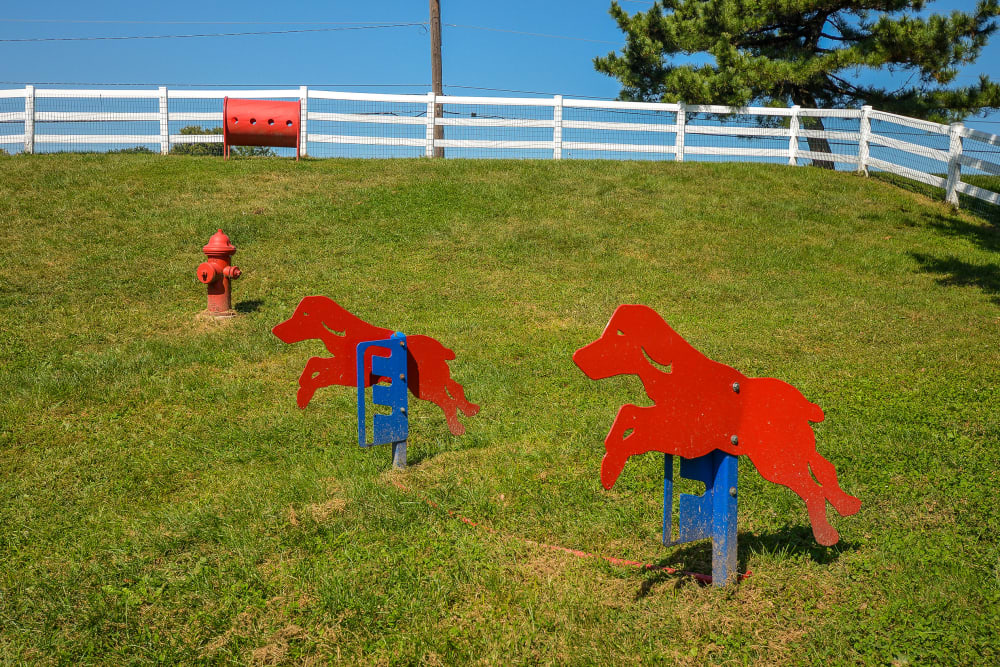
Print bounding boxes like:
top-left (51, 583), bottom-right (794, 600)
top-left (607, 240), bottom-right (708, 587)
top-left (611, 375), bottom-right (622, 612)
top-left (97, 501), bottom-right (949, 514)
top-left (1, 154), bottom-right (998, 664)
top-left (870, 171), bottom-right (1000, 225)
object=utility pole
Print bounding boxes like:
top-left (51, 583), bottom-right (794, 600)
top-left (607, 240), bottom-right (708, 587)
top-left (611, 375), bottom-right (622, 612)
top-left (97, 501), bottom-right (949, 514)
top-left (429, 0), bottom-right (444, 157)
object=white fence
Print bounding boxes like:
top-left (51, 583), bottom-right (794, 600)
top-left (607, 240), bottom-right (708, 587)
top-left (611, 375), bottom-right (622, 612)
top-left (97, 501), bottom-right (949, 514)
top-left (1, 86), bottom-right (998, 210)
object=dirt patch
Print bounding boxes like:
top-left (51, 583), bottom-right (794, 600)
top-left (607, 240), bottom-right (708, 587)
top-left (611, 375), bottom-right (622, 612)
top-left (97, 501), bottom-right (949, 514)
top-left (201, 589), bottom-right (321, 662)
top-left (516, 547), bottom-right (570, 582)
top-left (306, 497), bottom-right (347, 522)
top-left (385, 448), bottom-right (472, 482)
top-left (305, 477), bottom-right (348, 521)
top-left (200, 610), bottom-right (254, 658)
top-left (250, 624), bottom-right (305, 666)
top-left (193, 309), bottom-right (240, 329)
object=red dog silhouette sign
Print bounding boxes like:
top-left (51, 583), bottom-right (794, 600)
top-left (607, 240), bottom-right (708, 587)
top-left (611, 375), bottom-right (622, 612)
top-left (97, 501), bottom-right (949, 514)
top-left (573, 305), bottom-right (860, 546)
top-left (273, 296), bottom-right (479, 436)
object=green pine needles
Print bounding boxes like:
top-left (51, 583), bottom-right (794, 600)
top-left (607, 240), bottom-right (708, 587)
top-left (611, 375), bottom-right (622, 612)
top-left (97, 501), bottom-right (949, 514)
top-left (595, 0), bottom-right (1000, 122)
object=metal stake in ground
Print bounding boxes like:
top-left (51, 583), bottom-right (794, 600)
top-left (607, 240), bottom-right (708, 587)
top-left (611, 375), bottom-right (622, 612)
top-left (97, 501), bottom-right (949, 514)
top-left (662, 450), bottom-right (738, 586)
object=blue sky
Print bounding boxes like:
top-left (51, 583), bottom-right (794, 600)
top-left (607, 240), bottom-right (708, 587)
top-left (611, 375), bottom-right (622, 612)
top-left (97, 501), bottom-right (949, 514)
top-left (2, 1), bottom-right (998, 130)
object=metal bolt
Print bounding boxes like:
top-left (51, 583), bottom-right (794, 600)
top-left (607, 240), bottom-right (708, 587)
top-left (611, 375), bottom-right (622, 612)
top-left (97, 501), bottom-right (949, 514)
top-left (729, 487), bottom-right (737, 497)
top-left (400, 407), bottom-right (407, 414)
top-left (400, 340), bottom-right (405, 347)
top-left (732, 382), bottom-right (740, 393)
top-left (730, 434), bottom-right (739, 446)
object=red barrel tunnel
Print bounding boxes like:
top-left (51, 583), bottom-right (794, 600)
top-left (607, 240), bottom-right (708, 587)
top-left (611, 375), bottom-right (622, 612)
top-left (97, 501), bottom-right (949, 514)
top-left (223, 97), bottom-right (301, 159)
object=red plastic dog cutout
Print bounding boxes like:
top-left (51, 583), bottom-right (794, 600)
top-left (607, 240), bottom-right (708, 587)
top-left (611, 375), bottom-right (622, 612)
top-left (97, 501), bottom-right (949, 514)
top-left (273, 296), bottom-right (479, 436)
top-left (573, 305), bottom-right (861, 546)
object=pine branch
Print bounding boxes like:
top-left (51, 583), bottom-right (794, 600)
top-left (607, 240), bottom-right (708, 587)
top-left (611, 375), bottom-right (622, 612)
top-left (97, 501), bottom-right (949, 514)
top-left (595, 0), bottom-right (1000, 120)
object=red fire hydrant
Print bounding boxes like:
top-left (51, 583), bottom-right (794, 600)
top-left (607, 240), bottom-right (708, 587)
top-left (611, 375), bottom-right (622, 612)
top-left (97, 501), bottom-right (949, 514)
top-left (196, 229), bottom-right (241, 316)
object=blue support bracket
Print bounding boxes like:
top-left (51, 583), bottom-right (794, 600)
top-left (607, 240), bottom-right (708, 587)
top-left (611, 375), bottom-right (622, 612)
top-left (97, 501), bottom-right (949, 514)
top-left (662, 450), bottom-right (738, 586)
top-left (356, 332), bottom-right (409, 468)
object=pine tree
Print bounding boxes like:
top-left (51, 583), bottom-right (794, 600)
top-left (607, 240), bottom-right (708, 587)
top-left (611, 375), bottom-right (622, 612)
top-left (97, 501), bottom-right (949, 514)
top-left (595, 0), bottom-right (1000, 124)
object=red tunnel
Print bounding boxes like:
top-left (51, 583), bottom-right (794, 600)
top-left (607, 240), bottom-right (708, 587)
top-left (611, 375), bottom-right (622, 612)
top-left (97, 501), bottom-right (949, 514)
top-left (223, 97), bottom-right (301, 159)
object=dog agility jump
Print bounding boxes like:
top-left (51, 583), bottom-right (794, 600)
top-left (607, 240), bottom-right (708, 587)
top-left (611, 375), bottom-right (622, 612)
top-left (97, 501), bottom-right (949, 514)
top-left (573, 304), bottom-right (861, 583)
top-left (270, 288), bottom-right (859, 585)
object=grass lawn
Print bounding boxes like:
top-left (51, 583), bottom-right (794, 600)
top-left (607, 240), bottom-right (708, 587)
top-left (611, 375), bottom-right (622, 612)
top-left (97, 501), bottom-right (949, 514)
top-left (1, 155), bottom-right (998, 664)
top-left (870, 172), bottom-right (1000, 225)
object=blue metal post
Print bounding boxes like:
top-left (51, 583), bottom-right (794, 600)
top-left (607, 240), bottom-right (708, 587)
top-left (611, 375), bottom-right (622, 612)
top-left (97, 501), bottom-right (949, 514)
top-left (356, 332), bottom-right (409, 468)
top-left (663, 453), bottom-right (673, 545)
top-left (711, 450), bottom-right (738, 586)
top-left (663, 450), bottom-right (739, 586)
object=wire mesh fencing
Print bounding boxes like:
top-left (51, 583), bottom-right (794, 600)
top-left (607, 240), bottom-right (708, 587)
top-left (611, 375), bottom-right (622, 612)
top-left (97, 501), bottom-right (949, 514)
top-left (305, 92), bottom-right (426, 159)
top-left (685, 106), bottom-right (794, 166)
top-left (794, 109), bottom-right (861, 169)
top-left (0, 91), bottom-right (25, 154)
top-left (955, 127), bottom-right (1000, 222)
top-left (33, 90), bottom-right (161, 154)
top-left (1, 85), bottom-right (998, 216)
top-left (562, 101), bottom-right (678, 161)
top-left (166, 95), bottom-right (225, 156)
top-left (867, 110), bottom-right (952, 194)
top-left (435, 98), bottom-right (554, 160)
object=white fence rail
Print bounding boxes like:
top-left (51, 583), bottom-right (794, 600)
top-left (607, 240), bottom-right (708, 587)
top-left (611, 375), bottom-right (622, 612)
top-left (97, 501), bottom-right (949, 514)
top-left (1, 86), bottom-right (998, 210)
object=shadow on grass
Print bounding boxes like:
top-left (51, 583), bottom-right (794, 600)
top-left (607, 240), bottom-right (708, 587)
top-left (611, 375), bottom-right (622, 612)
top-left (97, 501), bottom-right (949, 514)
top-left (235, 299), bottom-right (264, 313)
top-left (922, 211), bottom-right (1000, 251)
top-left (405, 437), bottom-right (484, 467)
top-left (407, 450), bottom-right (434, 466)
top-left (635, 526), bottom-right (860, 596)
top-left (869, 172), bottom-right (1000, 226)
top-left (909, 253), bottom-right (1000, 304)
top-left (907, 210), bottom-right (1000, 304)
top-left (960, 197), bottom-right (1000, 226)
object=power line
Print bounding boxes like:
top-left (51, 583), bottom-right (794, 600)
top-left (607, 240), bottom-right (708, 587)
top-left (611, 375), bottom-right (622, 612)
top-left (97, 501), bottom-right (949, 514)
top-left (0, 79), bottom-right (619, 99)
top-left (0, 21), bottom-right (619, 47)
top-left (0, 23), bottom-right (426, 43)
top-left (0, 81), bottom-right (430, 87)
top-left (0, 19), bottom-right (620, 47)
top-left (444, 23), bottom-right (620, 45)
top-left (445, 84), bottom-right (616, 100)
top-left (0, 19), bottom-right (420, 25)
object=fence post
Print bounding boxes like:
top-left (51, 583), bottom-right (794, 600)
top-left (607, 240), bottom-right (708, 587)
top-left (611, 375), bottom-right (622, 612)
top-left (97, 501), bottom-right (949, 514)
top-left (788, 105), bottom-right (801, 166)
top-left (675, 103), bottom-right (686, 162)
top-left (299, 85), bottom-right (308, 157)
top-left (552, 95), bottom-right (563, 160)
top-left (945, 122), bottom-right (964, 207)
top-left (158, 86), bottom-right (169, 155)
top-left (24, 85), bottom-right (35, 154)
top-left (425, 92), bottom-right (436, 158)
top-left (857, 105), bottom-right (872, 175)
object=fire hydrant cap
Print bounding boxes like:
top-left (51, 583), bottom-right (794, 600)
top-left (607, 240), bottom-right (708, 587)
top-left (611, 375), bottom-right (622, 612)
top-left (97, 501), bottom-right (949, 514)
top-left (203, 229), bottom-right (237, 256)
top-left (196, 261), bottom-right (217, 284)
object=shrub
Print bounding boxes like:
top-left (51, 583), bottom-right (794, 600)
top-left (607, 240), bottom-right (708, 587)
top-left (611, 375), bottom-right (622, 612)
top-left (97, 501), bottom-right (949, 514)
top-left (169, 126), bottom-right (224, 156)
top-left (109, 146), bottom-right (155, 154)
top-left (169, 125), bottom-right (277, 157)
top-left (232, 145), bottom-right (278, 158)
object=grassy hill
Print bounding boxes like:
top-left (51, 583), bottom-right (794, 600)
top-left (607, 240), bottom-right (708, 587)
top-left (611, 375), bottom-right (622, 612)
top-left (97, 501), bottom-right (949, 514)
top-left (1, 155), bottom-right (998, 664)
